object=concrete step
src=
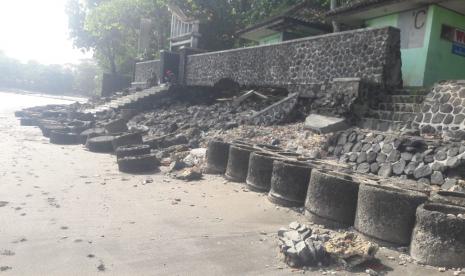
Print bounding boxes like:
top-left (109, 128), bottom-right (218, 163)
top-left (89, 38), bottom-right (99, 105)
top-left (358, 117), bottom-right (409, 132)
top-left (83, 85), bottom-right (169, 114)
top-left (368, 110), bottom-right (417, 122)
top-left (380, 94), bottom-right (426, 104)
top-left (391, 87), bottom-right (430, 96)
top-left (375, 103), bottom-right (422, 112)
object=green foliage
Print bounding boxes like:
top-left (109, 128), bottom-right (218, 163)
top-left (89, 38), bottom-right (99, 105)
top-left (66, 0), bottom-right (170, 75)
top-left (66, 0), bottom-right (331, 73)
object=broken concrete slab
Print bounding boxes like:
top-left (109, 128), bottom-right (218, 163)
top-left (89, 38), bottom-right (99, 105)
top-left (304, 114), bottom-right (349, 134)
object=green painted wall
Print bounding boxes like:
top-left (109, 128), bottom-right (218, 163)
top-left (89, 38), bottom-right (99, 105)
top-left (424, 5), bottom-right (465, 86)
top-left (258, 33), bottom-right (283, 45)
top-left (366, 5), bottom-right (465, 87)
top-left (366, 9), bottom-right (434, 87)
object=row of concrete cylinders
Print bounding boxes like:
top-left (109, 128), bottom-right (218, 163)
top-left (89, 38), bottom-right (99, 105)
top-left (205, 140), bottom-right (465, 268)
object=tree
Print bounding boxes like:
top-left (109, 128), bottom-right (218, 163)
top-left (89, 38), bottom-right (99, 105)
top-left (65, 0), bottom-right (332, 75)
top-left (71, 60), bottom-right (100, 96)
top-left (66, 0), bottom-right (170, 75)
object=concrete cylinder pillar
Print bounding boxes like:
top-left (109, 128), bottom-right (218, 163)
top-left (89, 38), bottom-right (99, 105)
top-left (305, 169), bottom-right (360, 228)
top-left (268, 160), bottom-right (312, 207)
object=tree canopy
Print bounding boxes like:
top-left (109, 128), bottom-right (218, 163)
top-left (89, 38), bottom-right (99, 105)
top-left (66, 0), bottom-right (331, 75)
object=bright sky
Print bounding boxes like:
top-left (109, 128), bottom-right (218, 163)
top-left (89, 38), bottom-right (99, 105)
top-left (0, 0), bottom-right (91, 65)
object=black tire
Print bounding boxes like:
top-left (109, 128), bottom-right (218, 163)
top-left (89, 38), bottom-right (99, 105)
top-left (50, 131), bottom-right (80, 145)
top-left (15, 110), bottom-right (26, 118)
top-left (40, 124), bottom-right (69, 138)
top-left (112, 132), bottom-right (143, 150)
top-left (86, 136), bottom-right (116, 153)
top-left (20, 117), bottom-right (39, 126)
top-left (104, 119), bottom-right (128, 134)
top-left (117, 154), bottom-right (160, 173)
top-left (116, 144), bottom-right (151, 159)
top-left (79, 128), bottom-right (106, 144)
top-left (67, 120), bottom-right (92, 134)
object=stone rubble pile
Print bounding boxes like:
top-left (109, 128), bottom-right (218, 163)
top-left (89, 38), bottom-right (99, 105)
top-left (214, 124), bottom-right (325, 157)
top-left (278, 222), bottom-right (378, 269)
top-left (328, 128), bottom-right (465, 192)
top-left (129, 96), bottom-right (277, 137)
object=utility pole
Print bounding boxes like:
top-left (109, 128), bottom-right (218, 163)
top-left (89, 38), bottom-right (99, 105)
top-left (330, 0), bottom-right (340, 33)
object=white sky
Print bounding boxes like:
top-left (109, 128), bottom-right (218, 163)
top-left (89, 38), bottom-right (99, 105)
top-left (0, 0), bottom-right (91, 64)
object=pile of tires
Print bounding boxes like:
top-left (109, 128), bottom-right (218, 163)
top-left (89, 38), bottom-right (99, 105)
top-left (117, 153), bottom-right (159, 173)
top-left (86, 136), bottom-right (116, 153)
top-left (50, 130), bottom-right (81, 145)
top-left (116, 144), bottom-right (151, 159)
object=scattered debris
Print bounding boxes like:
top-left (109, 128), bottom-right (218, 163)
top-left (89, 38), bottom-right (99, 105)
top-left (325, 232), bottom-right (379, 268)
top-left (278, 222), bottom-right (378, 270)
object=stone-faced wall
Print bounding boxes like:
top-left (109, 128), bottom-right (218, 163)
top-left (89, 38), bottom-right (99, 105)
top-left (134, 59), bottom-right (161, 84)
top-left (184, 27), bottom-right (402, 94)
top-left (415, 80), bottom-right (465, 138)
top-left (328, 128), bottom-right (465, 191)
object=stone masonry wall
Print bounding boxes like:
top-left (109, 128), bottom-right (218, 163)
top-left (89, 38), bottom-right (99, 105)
top-left (415, 80), bottom-right (465, 139)
top-left (134, 59), bottom-right (161, 84)
top-left (328, 128), bottom-right (465, 191)
top-left (184, 27), bottom-right (402, 95)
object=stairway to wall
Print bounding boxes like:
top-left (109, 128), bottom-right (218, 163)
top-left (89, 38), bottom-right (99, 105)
top-left (358, 88), bottom-right (429, 132)
top-left (84, 85), bottom-right (169, 115)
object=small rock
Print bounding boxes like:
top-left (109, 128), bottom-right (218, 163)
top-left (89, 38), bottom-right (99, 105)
top-left (176, 167), bottom-right (202, 181)
top-left (378, 163), bottom-right (392, 178)
top-left (289, 222), bottom-right (301, 230)
top-left (435, 151), bottom-right (447, 161)
top-left (366, 269), bottom-right (378, 276)
top-left (447, 214), bottom-right (456, 219)
top-left (447, 156), bottom-right (461, 168)
top-left (414, 164), bottom-right (432, 179)
top-left (431, 171), bottom-right (445, 186)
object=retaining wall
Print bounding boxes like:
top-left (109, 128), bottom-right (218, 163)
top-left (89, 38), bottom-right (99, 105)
top-left (415, 80), bottom-right (465, 139)
top-left (184, 27), bottom-right (402, 93)
top-left (133, 59), bottom-right (161, 85)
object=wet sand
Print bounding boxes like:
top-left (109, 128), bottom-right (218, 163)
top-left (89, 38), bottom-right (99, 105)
top-left (0, 92), bottom-right (447, 275)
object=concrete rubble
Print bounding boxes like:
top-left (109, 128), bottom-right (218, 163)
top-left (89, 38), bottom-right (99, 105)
top-left (278, 222), bottom-right (378, 270)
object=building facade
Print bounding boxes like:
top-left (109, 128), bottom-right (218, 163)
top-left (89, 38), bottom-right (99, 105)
top-left (329, 0), bottom-right (465, 87)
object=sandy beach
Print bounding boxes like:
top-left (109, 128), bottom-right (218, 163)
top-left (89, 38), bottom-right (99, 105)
top-left (0, 92), bottom-right (447, 275)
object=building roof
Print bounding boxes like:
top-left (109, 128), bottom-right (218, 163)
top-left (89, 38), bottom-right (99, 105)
top-left (327, 0), bottom-right (398, 17)
top-left (327, 0), bottom-right (465, 24)
top-left (238, 1), bottom-right (331, 41)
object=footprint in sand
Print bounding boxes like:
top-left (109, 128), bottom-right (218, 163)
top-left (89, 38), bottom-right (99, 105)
top-left (12, 238), bottom-right (27, 244)
top-left (0, 250), bottom-right (15, 256)
top-left (0, 201), bottom-right (8, 208)
top-left (97, 262), bottom-right (106, 272)
top-left (0, 266), bottom-right (12, 272)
